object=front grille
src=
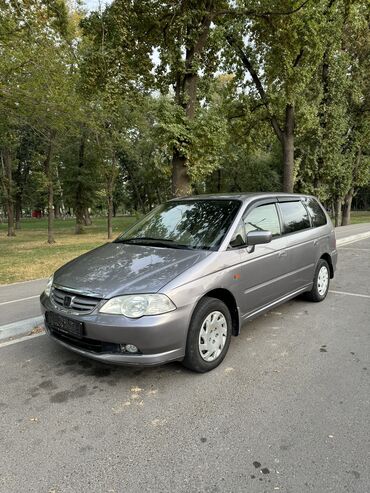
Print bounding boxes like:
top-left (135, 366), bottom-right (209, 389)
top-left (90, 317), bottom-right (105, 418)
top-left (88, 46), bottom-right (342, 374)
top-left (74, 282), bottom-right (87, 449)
top-left (49, 327), bottom-right (120, 354)
top-left (51, 286), bottom-right (101, 313)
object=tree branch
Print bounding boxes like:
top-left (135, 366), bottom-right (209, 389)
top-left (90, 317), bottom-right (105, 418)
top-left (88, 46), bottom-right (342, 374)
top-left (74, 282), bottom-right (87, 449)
top-left (216, 0), bottom-right (311, 18)
top-left (293, 48), bottom-right (304, 67)
top-left (226, 34), bottom-right (284, 141)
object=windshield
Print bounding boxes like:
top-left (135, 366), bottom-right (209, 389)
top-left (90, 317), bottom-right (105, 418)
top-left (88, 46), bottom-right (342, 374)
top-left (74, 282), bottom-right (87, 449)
top-left (115, 199), bottom-right (241, 250)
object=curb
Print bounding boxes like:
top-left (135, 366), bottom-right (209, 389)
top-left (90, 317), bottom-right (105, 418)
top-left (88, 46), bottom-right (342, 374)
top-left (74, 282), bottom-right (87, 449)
top-left (0, 316), bottom-right (44, 343)
top-left (336, 231), bottom-right (370, 247)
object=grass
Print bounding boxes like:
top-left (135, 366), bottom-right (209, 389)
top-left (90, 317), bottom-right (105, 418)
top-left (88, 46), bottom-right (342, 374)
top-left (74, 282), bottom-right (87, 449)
top-left (347, 211), bottom-right (370, 224)
top-left (0, 216), bottom-right (137, 285)
top-left (0, 210), bottom-right (369, 285)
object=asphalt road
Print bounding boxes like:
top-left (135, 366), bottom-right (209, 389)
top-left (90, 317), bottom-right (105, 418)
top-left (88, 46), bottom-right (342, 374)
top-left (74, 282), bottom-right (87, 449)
top-left (0, 278), bottom-right (46, 326)
top-left (0, 223), bottom-right (369, 329)
top-left (0, 232), bottom-right (369, 492)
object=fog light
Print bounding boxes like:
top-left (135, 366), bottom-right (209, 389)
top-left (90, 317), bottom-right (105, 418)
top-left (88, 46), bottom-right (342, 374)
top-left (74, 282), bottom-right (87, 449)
top-left (126, 344), bottom-right (138, 353)
top-left (120, 344), bottom-right (139, 353)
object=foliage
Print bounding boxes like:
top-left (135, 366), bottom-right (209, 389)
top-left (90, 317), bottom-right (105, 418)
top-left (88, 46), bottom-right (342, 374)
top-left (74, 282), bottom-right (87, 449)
top-left (0, 0), bottom-right (369, 246)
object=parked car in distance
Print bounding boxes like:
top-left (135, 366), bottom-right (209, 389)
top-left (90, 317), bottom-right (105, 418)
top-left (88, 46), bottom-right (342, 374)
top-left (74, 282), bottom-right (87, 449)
top-left (40, 193), bottom-right (337, 373)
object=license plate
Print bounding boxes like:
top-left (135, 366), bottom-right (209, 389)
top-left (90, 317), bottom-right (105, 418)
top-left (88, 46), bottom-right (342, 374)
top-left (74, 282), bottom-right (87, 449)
top-left (46, 311), bottom-right (84, 338)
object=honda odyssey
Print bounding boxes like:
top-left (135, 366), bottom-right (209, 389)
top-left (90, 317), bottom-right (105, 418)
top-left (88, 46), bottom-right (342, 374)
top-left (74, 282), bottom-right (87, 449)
top-left (40, 193), bottom-right (337, 372)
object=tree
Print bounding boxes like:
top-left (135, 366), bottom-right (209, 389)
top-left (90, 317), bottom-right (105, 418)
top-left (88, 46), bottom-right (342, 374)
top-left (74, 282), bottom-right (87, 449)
top-left (154, 1), bottom-right (225, 196)
top-left (223, 0), bottom-right (335, 193)
top-left (0, 0), bottom-right (79, 242)
top-left (295, 0), bottom-right (369, 225)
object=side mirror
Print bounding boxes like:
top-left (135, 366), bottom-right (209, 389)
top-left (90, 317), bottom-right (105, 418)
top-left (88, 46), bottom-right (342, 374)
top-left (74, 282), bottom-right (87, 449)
top-left (246, 230), bottom-right (272, 246)
top-left (229, 234), bottom-right (245, 248)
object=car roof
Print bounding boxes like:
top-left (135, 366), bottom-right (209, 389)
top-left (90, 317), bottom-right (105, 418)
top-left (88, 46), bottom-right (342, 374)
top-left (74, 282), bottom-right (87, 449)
top-left (169, 192), bottom-right (311, 204)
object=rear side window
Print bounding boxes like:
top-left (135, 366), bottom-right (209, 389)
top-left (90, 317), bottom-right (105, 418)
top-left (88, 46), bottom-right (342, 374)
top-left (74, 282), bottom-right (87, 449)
top-left (279, 201), bottom-right (311, 234)
top-left (305, 198), bottom-right (327, 227)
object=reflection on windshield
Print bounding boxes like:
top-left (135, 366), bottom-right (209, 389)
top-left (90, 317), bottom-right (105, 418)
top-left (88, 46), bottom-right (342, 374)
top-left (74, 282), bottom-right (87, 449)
top-left (116, 199), bottom-right (241, 250)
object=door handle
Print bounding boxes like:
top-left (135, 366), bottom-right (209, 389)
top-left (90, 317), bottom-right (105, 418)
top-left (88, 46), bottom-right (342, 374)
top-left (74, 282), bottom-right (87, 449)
top-left (279, 249), bottom-right (287, 257)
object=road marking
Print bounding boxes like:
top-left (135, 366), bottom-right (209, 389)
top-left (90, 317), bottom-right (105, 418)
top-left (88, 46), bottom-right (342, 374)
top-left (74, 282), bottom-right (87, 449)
top-left (337, 231), bottom-right (370, 246)
top-left (329, 290), bottom-right (370, 299)
top-left (0, 332), bottom-right (45, 349)
top-left (0, 295), bottom-right (40, 306)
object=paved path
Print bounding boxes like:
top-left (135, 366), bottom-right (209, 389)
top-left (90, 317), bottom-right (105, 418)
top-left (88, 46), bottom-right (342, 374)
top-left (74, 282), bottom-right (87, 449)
top-left (333, 222), bottom-right (370, 239)
top-left (0, 229), bottom-right (369, 492)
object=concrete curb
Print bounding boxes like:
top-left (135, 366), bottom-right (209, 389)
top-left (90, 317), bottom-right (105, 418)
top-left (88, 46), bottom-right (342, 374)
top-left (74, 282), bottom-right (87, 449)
top-left (336, 231), bottom-right (370, 247)
top-left (0, 316), bottom-right (44, 343)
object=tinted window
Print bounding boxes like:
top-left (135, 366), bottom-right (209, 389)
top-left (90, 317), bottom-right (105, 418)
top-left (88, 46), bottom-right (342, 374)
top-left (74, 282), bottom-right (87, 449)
top-left (279, 201), bottom-right (311, 234)
top-left (305, 198), bottom-right (327, 227)
top-left (116, 199), bottom-right (240, 250)
top-left (244, 203), bottom-right (281, 237)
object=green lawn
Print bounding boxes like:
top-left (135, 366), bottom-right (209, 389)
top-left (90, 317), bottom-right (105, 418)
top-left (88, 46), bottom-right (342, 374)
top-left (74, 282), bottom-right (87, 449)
top-left (0, 211), bottom-right (369, 285)
top-left (0, 216), bottom-right (137, 285)
top-left (348, 211), bottom-right (370, 224)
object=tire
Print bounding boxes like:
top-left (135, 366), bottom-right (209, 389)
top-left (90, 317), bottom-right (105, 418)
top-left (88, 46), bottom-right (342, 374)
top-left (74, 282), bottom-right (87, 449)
top-left (305, 258), bottom-right (330, 302)
top-left (182, 297), bottom-right (232, 373)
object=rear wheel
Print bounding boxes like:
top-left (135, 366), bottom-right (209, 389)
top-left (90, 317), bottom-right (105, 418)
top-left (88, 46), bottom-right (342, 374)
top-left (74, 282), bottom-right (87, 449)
top-left (305, 259), bottom-right (330, 302)
top-left (182, 297), bottom-right (232, 373)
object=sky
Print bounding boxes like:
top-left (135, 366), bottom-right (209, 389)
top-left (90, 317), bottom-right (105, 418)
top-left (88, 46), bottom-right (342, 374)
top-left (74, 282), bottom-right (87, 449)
top-left (83, 0), bottom-right (111, 11)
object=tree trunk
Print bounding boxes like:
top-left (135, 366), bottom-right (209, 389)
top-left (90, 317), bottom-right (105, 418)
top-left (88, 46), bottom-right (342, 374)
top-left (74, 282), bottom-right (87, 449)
top-left (15, 199), bottom-right (21, 230)
top-left (217, 168), bottom-right (222, 192)
top-left (84, 208), bottom-right (92, 226)
top-left (107, 190), bottom-right (113, 240)
top-left (47, 182), bottom-right (55, 244)
top-left (55, 164), bottom-right (66, 219)
top-left (172, 150), bottom-right (192, 196)
top-left (13, 159), bottom-right (27, 230)
top-left (122, 160), bottom-right (145, 213)
top-left (44, 137), bottom-right (55, 244)
top-left (341, 188), bottom-right (354, 226)
top-left (334, 198), bottom-right (342, 227)
top-left (106, 155), bottom-right (119, 239)
top-left (1, 149), bottom-right (16, 237)
top-left (171, 12), bottom-right (212, 197)
top-left (75, 134), bottom-right (85, 234)
top-left (282, 105), bottom-right (295, 193)
top-left (75, 208), bottom-right (84, 234)
top-left (314, 50), bottom-right (330, 190)
top-left (156, 188), bottom-right (162, 204)
top-left (282, 135), bottom-right (294, 192)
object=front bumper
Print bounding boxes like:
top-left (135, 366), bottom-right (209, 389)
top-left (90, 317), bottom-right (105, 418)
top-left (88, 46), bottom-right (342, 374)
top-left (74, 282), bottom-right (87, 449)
top-left (40, 293), bottom-right (190, 366)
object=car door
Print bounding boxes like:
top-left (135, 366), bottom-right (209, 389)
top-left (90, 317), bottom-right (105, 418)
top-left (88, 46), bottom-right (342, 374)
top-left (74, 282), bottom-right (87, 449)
top-left (277, 198), bottom-right (316, 292)
top-left (231, 200), bottom-right (289, 317)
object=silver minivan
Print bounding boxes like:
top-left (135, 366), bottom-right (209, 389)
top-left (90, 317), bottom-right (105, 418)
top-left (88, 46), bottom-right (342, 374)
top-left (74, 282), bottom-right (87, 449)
top-left (40, 193), bottom-right (337, 372)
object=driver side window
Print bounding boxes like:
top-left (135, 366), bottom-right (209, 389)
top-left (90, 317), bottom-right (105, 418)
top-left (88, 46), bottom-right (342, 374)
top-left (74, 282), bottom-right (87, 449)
top-left (244, 203), bottom-right (281, 237)
top-left (230, 202), bottom-right (281, 248)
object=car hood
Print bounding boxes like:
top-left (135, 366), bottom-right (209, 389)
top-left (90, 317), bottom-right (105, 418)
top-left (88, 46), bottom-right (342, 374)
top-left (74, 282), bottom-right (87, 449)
top-left (53, 242), bottom-right (210, 298)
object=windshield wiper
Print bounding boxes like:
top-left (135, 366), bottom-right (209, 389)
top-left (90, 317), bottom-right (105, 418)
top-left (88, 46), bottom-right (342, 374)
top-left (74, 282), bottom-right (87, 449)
top-left (115, 237), bottom-right (196, 250)
top-left (246, 221), bottom-right (265, 231)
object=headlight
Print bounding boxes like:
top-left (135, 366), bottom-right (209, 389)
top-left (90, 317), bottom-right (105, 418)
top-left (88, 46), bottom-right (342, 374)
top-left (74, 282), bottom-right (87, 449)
top-left (99, 294), bottom-right (176, 318)
top-left (44, 275), bottom-right (54, 297)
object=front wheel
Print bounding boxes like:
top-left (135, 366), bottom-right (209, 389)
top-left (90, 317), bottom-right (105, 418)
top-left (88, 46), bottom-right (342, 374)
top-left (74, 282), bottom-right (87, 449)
top-left (305, 259), bottom-right (330, 302)
top-left (182, 297), bottom-right (232, 373)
